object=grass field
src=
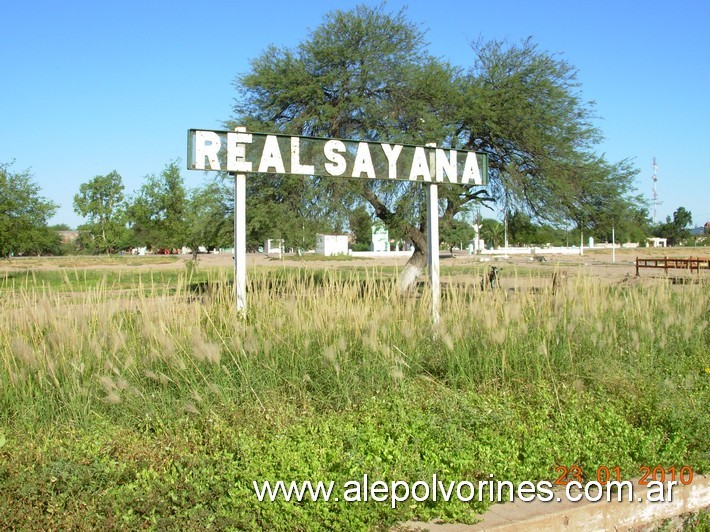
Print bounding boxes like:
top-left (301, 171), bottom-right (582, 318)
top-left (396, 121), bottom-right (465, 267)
top-left (0, 257), bottom-right (708, 529)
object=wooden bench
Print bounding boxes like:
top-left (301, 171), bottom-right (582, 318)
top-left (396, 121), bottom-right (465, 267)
top-left (635, 256), bottom-right (710, 277)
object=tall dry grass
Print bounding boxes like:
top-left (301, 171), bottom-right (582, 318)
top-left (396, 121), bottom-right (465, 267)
top-left (0, 267), bottom-right (707, 430)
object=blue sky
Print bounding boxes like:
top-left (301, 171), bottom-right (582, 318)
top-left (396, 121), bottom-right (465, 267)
top-left (2, 0), bottom-right (708, 229)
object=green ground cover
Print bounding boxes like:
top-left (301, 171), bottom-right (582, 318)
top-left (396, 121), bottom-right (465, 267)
top-left (0, 265), bottom-right (707, 529)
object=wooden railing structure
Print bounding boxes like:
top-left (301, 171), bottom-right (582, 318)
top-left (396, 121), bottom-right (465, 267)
top-left (635, 256), bottom-right (710, 277)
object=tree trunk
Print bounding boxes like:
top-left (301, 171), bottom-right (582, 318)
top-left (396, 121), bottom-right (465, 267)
top-left (359, 182), bottom-right (429, 293)
top-left (398, 246), bottom-right (427, 293)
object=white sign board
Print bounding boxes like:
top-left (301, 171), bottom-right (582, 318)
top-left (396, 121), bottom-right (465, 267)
top-left (188, 129), bottom-right (488, 185)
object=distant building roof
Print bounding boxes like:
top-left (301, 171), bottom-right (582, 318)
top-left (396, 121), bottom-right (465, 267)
top-left (57, 230), bottom-right (79, 243)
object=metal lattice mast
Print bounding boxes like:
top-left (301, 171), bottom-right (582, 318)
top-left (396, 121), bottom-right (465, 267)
top-left (652, 157), bottom-right (658, 223)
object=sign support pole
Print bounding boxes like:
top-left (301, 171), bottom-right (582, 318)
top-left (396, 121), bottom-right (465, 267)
top-left (233, 172), bottom-right (247, 316)
top-left (426, 183), bottom-right (440, 324)
top-left (425, 143), bottom-right (440, 325)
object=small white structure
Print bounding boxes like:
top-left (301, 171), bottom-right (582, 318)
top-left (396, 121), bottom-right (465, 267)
top-left (265, 239), bottom-right (284, 255)
top-left (371, 222), bottom-right (390, 252)
top-left (647, 237), bottom-right (667, 248)
top-left (471, 223), bottom-right (484, 254)
top-left (315, 234), bottom-right (349, 256)
top-left (469, 237), bottom-right (485, 254)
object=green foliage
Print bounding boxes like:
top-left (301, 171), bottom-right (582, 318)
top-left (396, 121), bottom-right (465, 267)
top-left (654, 206), bottom-right (694, 245)
top-left (673, 206), bottom-right (693, 230)
top-left (440, 217), bottom-right (474, 251)
top-left (184, 177), bottom-right (233, 256)
top-left (49, 223), bottom-right (72, 231)
top-left (479, 218), bottom-right (503, 248)
top-left (0, 162), bottom-right (59, 257)
top-left (1, 382), bottom-right (706, 529)
top-left (349, 205), bottom-right (373, 249)
top-left (121, 163), bottom-right (234, 256)
top-left (231, 5), bottom-right (645, 269)
top-left (244, 171), bottom-right (346, 251)
top-left (128, 161), bottom-right (189, 250)
top-left (507, 211), bottom-right (536, 245)
top-left (73, 170), bottom-right (128, 253)
top-left (231, 4), bottom-right (462, 256)
top-left (0, 263), bottom-right (707, 528)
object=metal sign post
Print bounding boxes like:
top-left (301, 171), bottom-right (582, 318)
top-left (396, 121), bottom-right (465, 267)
top-left (425, 143), bottom-right (440, 324)
top-left (233, 172), bottom-right (247, 315)
top-left (426, 182), bottom-right (440, 324)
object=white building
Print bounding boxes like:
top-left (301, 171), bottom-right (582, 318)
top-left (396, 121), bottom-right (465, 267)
top-left (371, 221), bottom-right (390, 252)
top-left (315, 234), bottom-right (349, 256)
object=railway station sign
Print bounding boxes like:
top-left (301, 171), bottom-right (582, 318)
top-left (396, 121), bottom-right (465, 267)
top-left (188, 129), bottom-right (488, 185)
top-left (188, 127), bottom-right (489, 322)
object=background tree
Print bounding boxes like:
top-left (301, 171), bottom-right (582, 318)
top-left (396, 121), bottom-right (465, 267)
top-left (232, 4), bottom-right (644, 288)
top-left (0, 162), bottom-right (58, 257)
top-left (245, 173), bottom-right (343, 251)
top-left (654, 206), bottom-right (693, 245)
top-left (349, 205), bottom-right (373, 251)
top-left (507, 211), bottom-right (537, 246)
top-left (480, 218), bottom-right (504, 249)
top-left (439, 217), bottom-right (475, 253)
top-left (128, 161), bottom-right (188, 251)
top-left (73, 171), bottom-right (127, 253)
top-left (50, 223), bottom-right (72, 231)
top-left (184, 178), bottom-right (233, 260)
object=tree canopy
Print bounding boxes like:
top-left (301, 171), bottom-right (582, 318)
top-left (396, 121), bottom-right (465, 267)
top-left (0, 162), bottom-right (58, 257)
top-left (184, 178), bottom-right (233, 259)
top-left (654, 206), bottom-right (693, 245)
top-left (230, 3), bottom-right (645, 284)
top-left (128, 161), bottom-right (189, 250)
top-left (349, 205), bottom-right (373, 251)
top-left (73, 171), bottom-right (128, 254)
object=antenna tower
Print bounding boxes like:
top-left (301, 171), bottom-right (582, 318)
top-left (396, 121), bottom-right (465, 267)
top-left (652, 157), bottom-right (658, 223)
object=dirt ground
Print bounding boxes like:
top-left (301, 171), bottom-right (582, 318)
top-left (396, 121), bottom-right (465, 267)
top-left (2, 247), bottom-right (709, 288)
top-left (200, 247), bottom-right (710, 285)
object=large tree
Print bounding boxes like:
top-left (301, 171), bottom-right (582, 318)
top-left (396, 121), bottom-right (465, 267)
top-left (349, 205), bottom-right (373, 251)
top-left (0, 162), bottom-right (59, 257)
top-left (184, 178), bottom-right (233, 260)
top-left (127, 161), bottom-right (189, 251)
top-left (231, 4), bottom-right (642, 287)
top-left (654, 206), bottom-right (693, 245)
top-left (74, 171), bottom-right (127, 254)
